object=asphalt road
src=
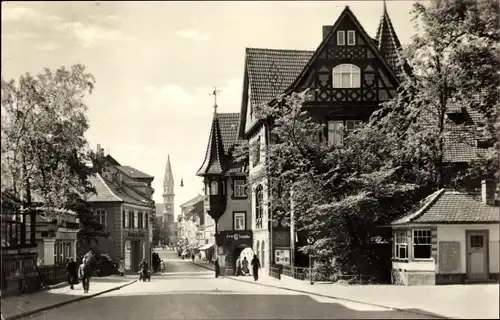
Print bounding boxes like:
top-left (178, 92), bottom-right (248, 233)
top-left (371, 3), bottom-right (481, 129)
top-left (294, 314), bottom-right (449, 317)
top-left (27, 249), bottom-right (443, 320)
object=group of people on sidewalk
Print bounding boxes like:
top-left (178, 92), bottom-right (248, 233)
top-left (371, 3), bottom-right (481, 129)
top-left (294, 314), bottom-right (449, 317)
top-left (152, 252), bottom-right (166, 273)
top-left (214, 254), bottom-right (261, 281)
top-left (65, 255), bottom-right (93, 293)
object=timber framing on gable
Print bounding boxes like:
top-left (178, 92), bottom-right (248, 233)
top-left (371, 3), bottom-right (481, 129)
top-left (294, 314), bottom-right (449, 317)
top-left (285, 6), bottom-right (400, 97)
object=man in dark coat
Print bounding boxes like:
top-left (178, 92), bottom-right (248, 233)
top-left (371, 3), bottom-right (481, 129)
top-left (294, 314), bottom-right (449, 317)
top-left (251, 254), bottom-right (261, 281)
top-left (65, 257), bottom-right (78, 289)
top-left (214, 258), bottom-right (220, 278)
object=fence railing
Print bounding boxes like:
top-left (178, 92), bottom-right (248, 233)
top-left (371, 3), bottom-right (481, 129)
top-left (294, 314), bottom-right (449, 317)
top-left (37, 264), bottom-right (68, 287)
top-left (269, 265), bottom-right (282, 280)
top-left (276, 265), bottom-right (381, 284)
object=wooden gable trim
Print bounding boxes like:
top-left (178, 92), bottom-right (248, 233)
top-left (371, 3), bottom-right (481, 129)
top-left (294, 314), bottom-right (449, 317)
top-left (284, 6), bottom-right (400, 96)
top-left (239, 56), bottom-right (250, 139)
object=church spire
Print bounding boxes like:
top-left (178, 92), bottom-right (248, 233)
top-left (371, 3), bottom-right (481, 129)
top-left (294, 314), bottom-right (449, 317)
top-left (163, 154), bottom-right (174, 196)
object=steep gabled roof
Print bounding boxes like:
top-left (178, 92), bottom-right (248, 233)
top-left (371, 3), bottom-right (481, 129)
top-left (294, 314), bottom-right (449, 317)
top-left (285, 6), bottom-right (401, 95)
top-left (392, 189), bottom-right (499, 225)
top-left (375, 2), bottom-right (404, 79)
top-left (197, 112), bottom-right (243, 176)
top-left (239, 48), bottom-right (313, 137)
top-left (247, 48), bottom-right (314, 111)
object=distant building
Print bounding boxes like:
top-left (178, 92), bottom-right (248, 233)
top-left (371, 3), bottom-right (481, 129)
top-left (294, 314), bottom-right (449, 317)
top-left (84, 145), bottom-right (155, 273)
top-left (178, 195), bottom-right (204, 251)
top-left (155, 155), bottom-right (177, 247)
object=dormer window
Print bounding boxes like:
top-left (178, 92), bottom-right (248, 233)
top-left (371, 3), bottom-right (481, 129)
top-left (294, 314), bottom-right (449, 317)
top-left (347, 30), bottom-right (356, 45)
top-left (332, 64), bottom-right (361, 88)
top-left (210, 181), bottom-right (218, 195)
top-left (337, 30), bottom-right (345, 45)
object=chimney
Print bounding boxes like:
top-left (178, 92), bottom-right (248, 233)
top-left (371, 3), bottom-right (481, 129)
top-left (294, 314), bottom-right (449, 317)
top-left (481, 179), bottom-right (497, 205)
top-left (322, 25), bottom-right (333, 39)
top-left (96, 144), bottom-right (104, 162)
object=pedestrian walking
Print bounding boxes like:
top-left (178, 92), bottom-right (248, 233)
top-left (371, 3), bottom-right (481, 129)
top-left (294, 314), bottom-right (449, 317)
top-left (79, 258), bottom-right (92, 293)
top-left (118, 257), bottom-right (125, 276)
top-left (251, 254), bottom-right (261, 281)
top-left (214, 258), bottom-right (220, 278)
top-left (65, 257), bottom-right (78, 289)
top-left (160, 259), bottom-right (166, 273)
top-left (235, 256), bottom-right (242, 276)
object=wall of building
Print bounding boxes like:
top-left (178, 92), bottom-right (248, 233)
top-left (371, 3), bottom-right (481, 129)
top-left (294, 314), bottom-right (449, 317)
top-left (437, 224), bottom-right (499, 275)
top-left (217, 176), bottom-right (252, 232)
top-left (84, 202), bottom-right (122, 261)
top-left (248, 125), bottom-right (270, 273)
top-left (391, 223), bottom-right (500, 285)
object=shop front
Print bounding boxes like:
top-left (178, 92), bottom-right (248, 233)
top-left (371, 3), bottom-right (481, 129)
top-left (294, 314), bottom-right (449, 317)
top-left (124, 229), bottom-right (147, 273)
top-left (215, 230), bottom-right (253, 276)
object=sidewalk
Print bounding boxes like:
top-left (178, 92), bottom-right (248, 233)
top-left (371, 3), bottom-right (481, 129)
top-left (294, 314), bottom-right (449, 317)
top-left (1, 276), bottom-right (137, 320)
top-left (193, 261), bottom-right (499, 319)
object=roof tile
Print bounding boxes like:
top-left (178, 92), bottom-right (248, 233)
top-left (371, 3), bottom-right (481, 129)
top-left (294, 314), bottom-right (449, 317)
top-left (246, 48), bottom-right (313, 110)
top-left (393, 189), bottom-right (499, 225)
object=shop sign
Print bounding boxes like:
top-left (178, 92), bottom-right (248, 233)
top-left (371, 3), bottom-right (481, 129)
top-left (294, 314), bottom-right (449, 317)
top-left (225, 232), bottom-right (251, 241)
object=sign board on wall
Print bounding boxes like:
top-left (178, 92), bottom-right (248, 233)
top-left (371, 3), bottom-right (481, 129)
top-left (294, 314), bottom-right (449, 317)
top-left (439, 241), bottom-right (460, 273)
top-left (274, 249), bottom-right (291, 265)
top-left (225, 232), bottom-right (251, 241)
top-left (273, 230), bottom-right (291, 247)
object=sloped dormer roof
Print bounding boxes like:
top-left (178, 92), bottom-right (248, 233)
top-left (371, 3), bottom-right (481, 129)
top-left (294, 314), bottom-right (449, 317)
top-left (197, 112), bottom-right (241, 176)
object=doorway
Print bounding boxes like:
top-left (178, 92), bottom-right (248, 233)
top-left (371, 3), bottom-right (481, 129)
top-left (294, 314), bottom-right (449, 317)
top-left (234, 245), bottom-right (253, 275)
top-left (466, 230), bottom-right (489, 281)
top-left (131, 241), bottom-right (141, 272)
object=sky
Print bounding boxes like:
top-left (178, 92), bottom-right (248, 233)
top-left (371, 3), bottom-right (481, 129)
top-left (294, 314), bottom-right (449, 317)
top-left (1, 0), bottom-right (424, 218)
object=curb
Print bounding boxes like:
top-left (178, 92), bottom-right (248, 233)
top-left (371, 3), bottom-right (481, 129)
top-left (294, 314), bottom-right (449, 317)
top-left (5, 280), bottom-right (137, 320)
top-left (193, 262), bottom-right (447, 319)
top-left (193, 262), bottom-right (215, 272)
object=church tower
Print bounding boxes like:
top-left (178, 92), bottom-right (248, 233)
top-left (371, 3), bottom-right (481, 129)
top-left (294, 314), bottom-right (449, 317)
top-left (163, 155), bottom-right (176, 245)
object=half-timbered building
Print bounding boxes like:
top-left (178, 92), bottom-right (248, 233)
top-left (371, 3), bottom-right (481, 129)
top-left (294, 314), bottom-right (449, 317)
top-left (197, 107), bottom-right (252, 276)
top-left (238, 5), bottom-right (405, 273)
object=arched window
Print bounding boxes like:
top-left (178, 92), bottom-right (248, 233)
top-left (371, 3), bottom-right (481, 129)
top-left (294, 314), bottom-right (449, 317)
top-left (332, 64), bottom-right (361, 88)
top-left (210, 181), bottom-right (218, 195)
top-left (255, 185), bottom-right (264, 229)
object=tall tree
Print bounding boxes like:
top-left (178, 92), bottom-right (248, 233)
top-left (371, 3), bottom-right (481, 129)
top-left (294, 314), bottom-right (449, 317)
top-left (1, 65), bottom-right (104, 241)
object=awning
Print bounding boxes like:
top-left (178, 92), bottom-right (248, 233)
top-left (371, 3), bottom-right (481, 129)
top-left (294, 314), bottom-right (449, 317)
top-left (198, 243), bottom-right (214, 251)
